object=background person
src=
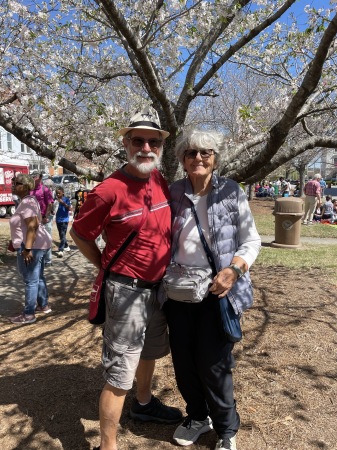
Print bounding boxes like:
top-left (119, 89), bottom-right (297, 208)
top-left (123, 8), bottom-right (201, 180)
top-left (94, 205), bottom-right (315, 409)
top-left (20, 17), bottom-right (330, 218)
top-left (302, 174), bottom-right (322, 225)
top-left (321, 195), bottom-right (334, 220)
top-left (55, 186), bottom-right (72, 257)
top-left (30, 171), bottom-right (54, 266)
top-left (279, 177), bottom-right (291, 197)
top-left (164, 130), bottom-right (261, 450)
top-left (319, 178), bottom-right (327, 197)
top-left (73, 186), bottom-right (90, 218)
top-left (42, 178), bottom-right (56, 265)
top-left (70, 106), bottom-right (182, 450)
top-left (9, 174), bottom-right (52, 325)
top-left (332, 199), bottom-right (337, 223)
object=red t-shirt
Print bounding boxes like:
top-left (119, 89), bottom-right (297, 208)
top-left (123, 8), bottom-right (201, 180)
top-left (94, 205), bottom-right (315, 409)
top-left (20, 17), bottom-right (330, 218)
top-left (72, 168), bottom-right (171, 282)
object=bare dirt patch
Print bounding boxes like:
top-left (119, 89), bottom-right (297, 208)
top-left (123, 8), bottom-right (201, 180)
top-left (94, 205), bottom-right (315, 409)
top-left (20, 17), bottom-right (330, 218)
top-left (0, 207), bottom-right (336, 450)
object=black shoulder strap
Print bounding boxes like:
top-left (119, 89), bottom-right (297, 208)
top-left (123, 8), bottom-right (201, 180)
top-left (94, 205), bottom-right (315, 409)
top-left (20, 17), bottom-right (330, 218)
top-left (104, 194), bottom-right (150, 273)
top-left (189, 200), bottom-right (217, 275)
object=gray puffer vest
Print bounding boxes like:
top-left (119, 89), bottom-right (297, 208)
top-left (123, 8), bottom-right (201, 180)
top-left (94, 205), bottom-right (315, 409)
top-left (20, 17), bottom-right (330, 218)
top-left (170, 173), bottom-right (253, 314)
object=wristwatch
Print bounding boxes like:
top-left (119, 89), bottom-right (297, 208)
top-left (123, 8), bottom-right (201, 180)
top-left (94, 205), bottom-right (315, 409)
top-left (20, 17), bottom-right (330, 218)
top-left (24, 247), bottom-right (31, 252)
top-left (228, 263), bottom-right (244, 279)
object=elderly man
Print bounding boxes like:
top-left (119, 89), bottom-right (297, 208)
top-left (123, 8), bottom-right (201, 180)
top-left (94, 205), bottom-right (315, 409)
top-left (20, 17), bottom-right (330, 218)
top-left (70, 107), bottom-right (182, 450)
top-left (302, 174), bottom-right (322, 225)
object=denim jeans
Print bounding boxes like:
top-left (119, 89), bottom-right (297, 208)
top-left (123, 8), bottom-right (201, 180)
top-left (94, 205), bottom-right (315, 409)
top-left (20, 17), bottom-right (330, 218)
top-left (56, 221), bottom-right (69, 251)
top-left (44, 215), bottom-right (53, 264)
top-left (16, 247), bottom-right (49, 315)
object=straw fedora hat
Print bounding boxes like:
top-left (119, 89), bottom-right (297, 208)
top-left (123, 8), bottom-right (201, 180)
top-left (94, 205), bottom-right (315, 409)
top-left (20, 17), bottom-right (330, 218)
top-left (118, 106), bottom-right (170, 139)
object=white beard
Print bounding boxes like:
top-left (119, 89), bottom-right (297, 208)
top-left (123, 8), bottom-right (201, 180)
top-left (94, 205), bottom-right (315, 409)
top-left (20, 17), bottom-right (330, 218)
top-left (126, 150), bottom-right (162, 174)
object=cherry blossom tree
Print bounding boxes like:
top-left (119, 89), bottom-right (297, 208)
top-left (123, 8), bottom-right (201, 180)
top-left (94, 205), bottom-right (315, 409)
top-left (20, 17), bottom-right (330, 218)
top-left (0, 0), bottom-right (337, 183)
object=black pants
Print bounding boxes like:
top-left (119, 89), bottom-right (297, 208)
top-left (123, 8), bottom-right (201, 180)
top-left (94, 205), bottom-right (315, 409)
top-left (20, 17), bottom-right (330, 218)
top-left (165, 295), bottom-right (240, 438)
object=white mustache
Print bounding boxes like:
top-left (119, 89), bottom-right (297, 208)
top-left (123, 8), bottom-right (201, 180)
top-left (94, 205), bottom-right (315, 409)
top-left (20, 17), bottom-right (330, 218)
top-left (135, 151), bottom-right (157, 158)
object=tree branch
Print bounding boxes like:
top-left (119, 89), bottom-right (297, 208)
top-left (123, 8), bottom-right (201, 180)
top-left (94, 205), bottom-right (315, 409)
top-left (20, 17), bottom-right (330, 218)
top-left (176, 0), bottom-right (297, 123)
top-left (0, 93), bottom-right (19, 107)
top-left (234, 12), bottom-right (337, 181)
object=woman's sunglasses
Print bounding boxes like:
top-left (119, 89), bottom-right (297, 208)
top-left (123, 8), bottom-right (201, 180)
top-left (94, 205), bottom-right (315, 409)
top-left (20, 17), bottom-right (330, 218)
top-left (184, 149), bottom-right (214, 159)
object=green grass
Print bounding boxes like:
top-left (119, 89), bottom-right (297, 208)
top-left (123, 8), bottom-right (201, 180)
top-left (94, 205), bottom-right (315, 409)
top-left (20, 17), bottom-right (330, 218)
top-left (252, 206), bottom-right (337, 280)
top-left (255, 243), bottom-right (337, 283)
top-left (253, 210), bottom-right (337, 238)
top-left (256, 243), bottom-right (337, 268)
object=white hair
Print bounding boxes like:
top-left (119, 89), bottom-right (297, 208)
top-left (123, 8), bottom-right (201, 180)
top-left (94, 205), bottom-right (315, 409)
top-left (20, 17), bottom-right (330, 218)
top-left (174, 129), bottom-right (223, 165)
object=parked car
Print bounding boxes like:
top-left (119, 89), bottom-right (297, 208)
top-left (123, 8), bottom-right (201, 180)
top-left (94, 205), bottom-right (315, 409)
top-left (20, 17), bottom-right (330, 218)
top-left (51, 174), bottom-right (80, 199)
top-left (51, 174), bottom-right (79, 185)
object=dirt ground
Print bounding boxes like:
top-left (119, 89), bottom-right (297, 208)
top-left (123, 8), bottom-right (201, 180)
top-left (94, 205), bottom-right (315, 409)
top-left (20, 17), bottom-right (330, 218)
top-left (0, 200), bottom-right (336, 450)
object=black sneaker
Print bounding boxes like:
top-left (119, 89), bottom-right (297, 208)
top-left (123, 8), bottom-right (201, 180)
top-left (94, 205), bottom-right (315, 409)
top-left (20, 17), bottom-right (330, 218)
top-left (130, 395), bottom-right (182, 424)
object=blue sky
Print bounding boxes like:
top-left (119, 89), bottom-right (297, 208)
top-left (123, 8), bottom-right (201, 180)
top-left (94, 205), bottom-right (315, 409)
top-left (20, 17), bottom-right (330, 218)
top-left (284, 0), bottom-right (334, 24)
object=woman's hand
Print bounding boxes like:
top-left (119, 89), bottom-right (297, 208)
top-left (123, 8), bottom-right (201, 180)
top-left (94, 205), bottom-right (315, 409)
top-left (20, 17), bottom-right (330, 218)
top-left (208, 268), bottom-right (238, 298)
top-left (21, 248), bottom-right (33, 265)
top-left (209, 257), bottom-right (248, 298)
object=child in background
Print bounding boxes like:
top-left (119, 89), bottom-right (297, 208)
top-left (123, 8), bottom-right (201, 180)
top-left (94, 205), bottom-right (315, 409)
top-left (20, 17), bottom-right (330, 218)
top-left (55, 186), bottom-right (72, 258)
top-left (331, 199), bottom-right (337, 224)
top-left (321, 195), bottom-right (334, 220)
top-left (313, 205), bottom-right (322, 222)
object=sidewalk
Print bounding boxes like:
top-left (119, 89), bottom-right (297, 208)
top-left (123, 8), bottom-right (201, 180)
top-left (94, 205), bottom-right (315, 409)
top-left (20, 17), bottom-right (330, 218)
top-left (0, 245), bottom-right (94, 318)
top-left (260, 234), bottom-right (337, 245)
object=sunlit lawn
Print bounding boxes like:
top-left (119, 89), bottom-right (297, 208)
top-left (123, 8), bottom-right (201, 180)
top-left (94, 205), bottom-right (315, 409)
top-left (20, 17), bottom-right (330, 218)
top-left (252, 201), bottom-right (337, 280)
top-left (253, 209), bottom-right (337, 238)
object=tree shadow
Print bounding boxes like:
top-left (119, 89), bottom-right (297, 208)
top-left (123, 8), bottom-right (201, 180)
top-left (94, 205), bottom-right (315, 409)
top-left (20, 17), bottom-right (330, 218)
top-left (0, 364), bottom-right (102, 450)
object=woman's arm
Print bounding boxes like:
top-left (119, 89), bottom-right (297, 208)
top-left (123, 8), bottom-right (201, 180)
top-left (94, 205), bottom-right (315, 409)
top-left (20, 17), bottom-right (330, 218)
top-left (22, 216), bottom-right (39, 264)
top-left (209, 187), bottom-right (261, 298)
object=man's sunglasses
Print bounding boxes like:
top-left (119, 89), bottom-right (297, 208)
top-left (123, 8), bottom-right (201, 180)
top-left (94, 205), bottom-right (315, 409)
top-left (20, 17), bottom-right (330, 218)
top-left (184, 149), bottom-right (214, 159)
top-left (126, 137), bottom-right (163, 149)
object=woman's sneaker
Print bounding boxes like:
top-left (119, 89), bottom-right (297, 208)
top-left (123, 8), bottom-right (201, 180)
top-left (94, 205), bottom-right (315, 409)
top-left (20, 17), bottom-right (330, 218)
top-left (215, 435), bottom-right (237, 450)
top-left (173, 416), bottom-right (213, 446)
top-left (35, 305), bottom-right (52, 314)
top-left (9, 314), bottom-right (36, 325)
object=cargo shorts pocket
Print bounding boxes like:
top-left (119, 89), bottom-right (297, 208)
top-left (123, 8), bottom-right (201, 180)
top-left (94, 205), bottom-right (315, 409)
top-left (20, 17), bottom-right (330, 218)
top-left (104, 281), bottom-right (148, 347)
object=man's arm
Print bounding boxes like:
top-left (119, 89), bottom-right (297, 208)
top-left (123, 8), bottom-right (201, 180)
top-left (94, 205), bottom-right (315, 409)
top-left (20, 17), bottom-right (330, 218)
top-left (43, 186), bottom-right (54, 221)
top-left (316, 183), bottom-right (321, 204)
top-left (46, 202), bottom-right (54, 216)
top-left (70, 228), bottom-right (102, 269)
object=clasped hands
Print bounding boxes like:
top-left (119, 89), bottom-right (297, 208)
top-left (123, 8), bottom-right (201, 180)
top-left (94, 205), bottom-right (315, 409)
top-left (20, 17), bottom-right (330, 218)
top-left (208, 267), bottom-right (238, 298)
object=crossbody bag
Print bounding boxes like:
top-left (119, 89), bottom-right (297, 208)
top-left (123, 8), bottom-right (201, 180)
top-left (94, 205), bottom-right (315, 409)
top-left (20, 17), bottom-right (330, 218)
top-left (89, 203), bottom-right (149, 325)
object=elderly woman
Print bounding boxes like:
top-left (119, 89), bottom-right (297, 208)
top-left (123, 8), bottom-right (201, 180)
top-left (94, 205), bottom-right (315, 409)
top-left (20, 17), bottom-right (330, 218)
top-left (164, 130), bottom-right (261, 450)
top-left (9, 174), bottom-right (52, 325)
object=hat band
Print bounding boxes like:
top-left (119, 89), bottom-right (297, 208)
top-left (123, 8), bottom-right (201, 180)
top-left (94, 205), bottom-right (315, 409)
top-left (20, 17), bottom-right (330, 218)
top-left (128, 121), bottom-right (161, 130)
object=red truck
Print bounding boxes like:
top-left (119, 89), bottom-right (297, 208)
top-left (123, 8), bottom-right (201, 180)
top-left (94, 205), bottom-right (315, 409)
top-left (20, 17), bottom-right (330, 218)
top-left (0, 160), bottom-right (29, 217)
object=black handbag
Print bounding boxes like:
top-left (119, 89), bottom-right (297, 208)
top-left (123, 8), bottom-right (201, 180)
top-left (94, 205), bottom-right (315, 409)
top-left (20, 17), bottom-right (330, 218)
top-left (190, 202), bottom-right (242, 343)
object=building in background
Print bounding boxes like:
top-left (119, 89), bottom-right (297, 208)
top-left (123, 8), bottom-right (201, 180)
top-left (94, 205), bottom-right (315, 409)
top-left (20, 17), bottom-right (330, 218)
top-left (321, 149), bottom-right (337, 180)
top-left (0, 126), bottom-right (52, 174)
